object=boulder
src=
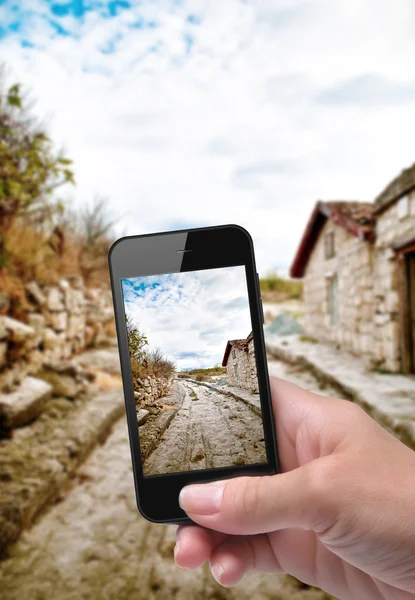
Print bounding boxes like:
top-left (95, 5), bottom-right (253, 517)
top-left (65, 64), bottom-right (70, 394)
top-left (46, 287), bottom-right (64, 312)
top-left (0, 342), bottom-right (7, 369)
top-left (0, 316), bottom-right (35, 344)
top-left (25, 281), bottom-right (46, 307)
top-left (137, 409), bottom-right (149, 426)
top-left (0, 377), bottom-right (52, 429)
top-left (27, 313), bottom-right (46, 340)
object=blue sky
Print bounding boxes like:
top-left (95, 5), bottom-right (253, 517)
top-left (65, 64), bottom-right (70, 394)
top-left (2, 1), bottom-right (415, 273)
top-left (121, 266), bottom-right (251, 370)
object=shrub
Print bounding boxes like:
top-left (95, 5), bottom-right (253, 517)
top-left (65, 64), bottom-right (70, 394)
top-left (126, 315), bottom-right (148, 362)
top-left (0, 79), bottom-right (74, 273)
top-left (146, 347), bottom-right (175, 379)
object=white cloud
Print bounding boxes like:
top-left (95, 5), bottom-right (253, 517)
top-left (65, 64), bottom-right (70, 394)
top-left (2, 0), bottom-right (415, 273)
top-left (122, 266), bottom-right (251, 370)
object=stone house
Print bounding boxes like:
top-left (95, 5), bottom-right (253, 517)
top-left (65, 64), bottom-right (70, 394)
top-left (290, 163), bottom-right (415, 374)
top-left (222, 332), bottom-right (258, 392)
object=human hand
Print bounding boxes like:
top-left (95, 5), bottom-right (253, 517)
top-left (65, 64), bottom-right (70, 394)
top-left (174, 377), bottom-right (415, 599)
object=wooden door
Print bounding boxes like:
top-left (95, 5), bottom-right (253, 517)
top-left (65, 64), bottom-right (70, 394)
top-left (408, 253), bottom-right (415, 373)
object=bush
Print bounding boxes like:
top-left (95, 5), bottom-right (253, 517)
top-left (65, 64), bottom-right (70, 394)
top-left (0, 79), bottom-right (74, 274)
top-left (146, 347), bottom-right (175, 379)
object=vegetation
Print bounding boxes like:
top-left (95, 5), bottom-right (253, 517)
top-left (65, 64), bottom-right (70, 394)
top-left (126, 315), bottom-right (175, 383)
top-left (299, 334), bottom-right (318, 344)
top-left (260, 270), bottom-right (303, 302)
top-left (177, 366), bottom-right (226, 382)
top-left (0, 76), bottom-right (116, 316)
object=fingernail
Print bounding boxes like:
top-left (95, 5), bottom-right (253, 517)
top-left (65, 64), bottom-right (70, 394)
top-left (179, 483), bottom-right (224, 514)
top-left (212, 563), bottom-right (225, 584)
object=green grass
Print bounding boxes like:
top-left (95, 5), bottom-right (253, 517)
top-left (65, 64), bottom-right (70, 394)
top-left (260, 270), bottom-right (303, 301)
top-left (299, 334), bottom-right (318, 344)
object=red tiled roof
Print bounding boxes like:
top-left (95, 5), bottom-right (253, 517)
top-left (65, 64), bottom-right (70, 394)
top-left (222, 337), bottom-right (249, 366)
top-left (290, 200), bottom-right (375, 279)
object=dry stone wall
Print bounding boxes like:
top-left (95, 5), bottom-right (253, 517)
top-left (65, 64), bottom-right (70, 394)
top-left (0, 277), bottom-right (115, 394)
top-left (226, 338), bottom-right (258, 393)
top-left (303, 220), bottom-right (375, 358)
top-left (133, 376), bottom-right (173, 408)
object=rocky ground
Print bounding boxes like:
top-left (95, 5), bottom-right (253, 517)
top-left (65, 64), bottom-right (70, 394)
top-left (142, 380), bottom-right (266, 476)
top-left (0, 353), bottom-right (339, 600)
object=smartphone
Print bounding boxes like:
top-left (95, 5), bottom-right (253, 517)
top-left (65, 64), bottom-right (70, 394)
top-left (108, 224), bottom-right (279, 524)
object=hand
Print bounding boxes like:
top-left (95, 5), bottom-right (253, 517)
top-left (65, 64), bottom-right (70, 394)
top-left (174, 377), bottom-right (415, 600)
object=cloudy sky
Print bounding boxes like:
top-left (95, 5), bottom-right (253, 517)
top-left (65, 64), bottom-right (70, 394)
top-left (122, 266), bottom-right (251, 370)
top-left (1, 1), bottom-right (415, 273)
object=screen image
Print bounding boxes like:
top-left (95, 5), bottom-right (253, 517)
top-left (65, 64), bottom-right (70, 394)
top-left (121, 265), bottom-right (267, 477)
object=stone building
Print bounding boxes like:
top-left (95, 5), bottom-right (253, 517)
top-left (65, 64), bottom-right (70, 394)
top-left (290, 163), bottom-right (415, 374)
top-left (222, 332), bottom-right (258, 392)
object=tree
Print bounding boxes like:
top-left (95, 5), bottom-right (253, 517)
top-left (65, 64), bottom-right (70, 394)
top-left (125, 314), bottom-right (148, 362)
top-left (0, 80), bottom-right (74, 268)
top-left (59, 195), bottom-right (117, 286)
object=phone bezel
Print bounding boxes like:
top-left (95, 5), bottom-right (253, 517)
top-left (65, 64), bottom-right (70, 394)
top-left (108, 224), bottom-right (279, 524)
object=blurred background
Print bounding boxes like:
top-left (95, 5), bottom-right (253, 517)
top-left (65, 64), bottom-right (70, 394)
top-left (1, 1), bottom-right (415, 599)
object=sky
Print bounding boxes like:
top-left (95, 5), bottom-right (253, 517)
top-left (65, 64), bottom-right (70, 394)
top-left (1, 0), bottom-right (415, 273)
top-left (121, 265), bottom-right (251, 370)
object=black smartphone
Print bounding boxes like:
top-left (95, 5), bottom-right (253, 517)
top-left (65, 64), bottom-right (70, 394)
top-left (108, 224), bottom-right (279, 524)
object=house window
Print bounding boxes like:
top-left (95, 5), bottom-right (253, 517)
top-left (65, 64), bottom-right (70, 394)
top-left (234, 363), bottom-right (239, 379)
top-left (328, 275), bottom-right (339, 325)
top-left (398, 195), bottom-right (409, 220)
top-left (232, 349), bottom-right (235, 359)
top-left (325, 232), bottom-right (335, 259)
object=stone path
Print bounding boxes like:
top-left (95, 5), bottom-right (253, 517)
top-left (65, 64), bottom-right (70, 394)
top-left (266, 333), bottom-right (415, 449)
top-left (0, 358), bottom-right (339, 600)
top-left (143, 381), bottom-right (266, 476)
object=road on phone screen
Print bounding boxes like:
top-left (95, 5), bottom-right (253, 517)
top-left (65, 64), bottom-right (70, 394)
top-left (0, 353), bottom-right (338, 600)
top-left (142, 380), bottom-right (267, 476)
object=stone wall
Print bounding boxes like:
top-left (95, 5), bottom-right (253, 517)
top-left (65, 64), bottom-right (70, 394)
top-left (303, 220), bottom-right (375, 357)
top-left (133, 376), bottom-right (173, 421)
top-left (0, 278), bottom-right (115, 393)
top-left (226, 337), bottom-right (258, 393)
top-left (133, 376), bottom-right (173, 407)
top-left (373, 191), bottom-right (415, 371)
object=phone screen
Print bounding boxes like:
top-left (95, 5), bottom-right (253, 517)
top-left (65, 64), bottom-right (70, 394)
top-left (121, 264), bottom-right (267, 477)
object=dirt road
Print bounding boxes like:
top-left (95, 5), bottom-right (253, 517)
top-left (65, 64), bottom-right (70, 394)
top-left (0, 356), bottom-right (339, 600)
top-left (143, 380), bottom-right (266, 476)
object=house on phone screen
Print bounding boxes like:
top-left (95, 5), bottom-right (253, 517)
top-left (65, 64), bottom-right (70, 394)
top-left (290, 163), bottom-right (415, 374)
top-left (222, 332), bottom-right (258, 392)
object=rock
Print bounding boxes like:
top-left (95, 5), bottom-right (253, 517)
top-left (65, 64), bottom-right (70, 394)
top-left (25, 281), bottom-right (46, 307)
top-left (0, 317), bottom-right (7, 340)
top-left (38, 370), bottom-right (80, 399)
top-left (46, 287), bottom-right (64, 312)
top-left (49, 311), bottom-right (68, 333)
top-left (0, 316), bottom-right (35, 343)
top-left (0, 377), bottom-right (52, 429)
top-left (137, 409), bottom-right (149, 426)
top-left (134, 391), bottom-right (140, 400)
top-left (265, 314), bottom-right (304, 337)
top-left (67, 314), bottom-right (85, 339)
top-left (43, 327), bottom-right (59, 348)
top-left (27, 313), bottom-right (45, 340)
top-left (67, 275), bottom-right (84, 291)
top-left (0, 342), bottom-right (7, 368)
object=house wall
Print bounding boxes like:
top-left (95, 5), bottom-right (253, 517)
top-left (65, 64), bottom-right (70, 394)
top-left (303, 220), bottom-right (375, 357)
top-left (226, 338), bottom-right (258, 392)
top-left (373, 191), bottom-right (415, 371)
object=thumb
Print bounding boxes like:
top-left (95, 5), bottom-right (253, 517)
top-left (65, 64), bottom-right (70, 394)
top-left (179, 460), bottom-right (334, 535)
